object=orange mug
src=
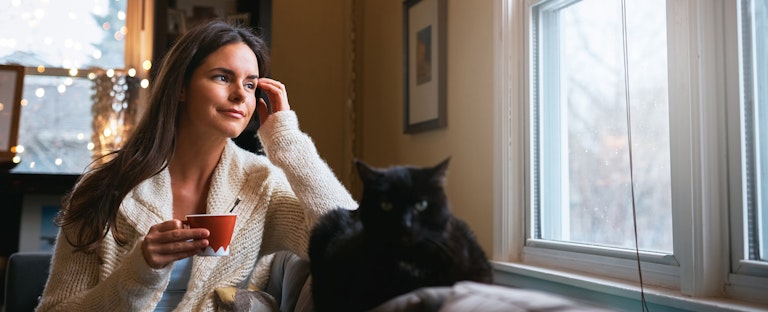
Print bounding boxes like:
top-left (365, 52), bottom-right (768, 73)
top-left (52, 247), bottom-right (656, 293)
top-left (183, 213), bottom-right (237, 256)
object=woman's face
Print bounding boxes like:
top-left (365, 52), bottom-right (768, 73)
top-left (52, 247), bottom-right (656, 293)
top-left (179, 42), bottom-right (260, 140)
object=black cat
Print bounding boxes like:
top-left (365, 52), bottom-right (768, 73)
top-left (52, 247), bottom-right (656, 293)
top-left (308, 158), bottom-right (493, 312)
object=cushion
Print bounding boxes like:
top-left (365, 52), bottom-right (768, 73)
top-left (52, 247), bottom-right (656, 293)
top-left (440, 281), bottom-right (609, 312)
top-left (369, 281), bottom-right (611, 312)
top-left (5, 252), bottom-right (53, 312)
top-left (368, 286), bottom-right (452, 312)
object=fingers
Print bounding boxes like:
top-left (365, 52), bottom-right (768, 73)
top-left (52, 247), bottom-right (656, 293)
top-left (142, 219), bottom-right (210, 269)
top-left (257, 78), bottom-right (290, 113)
top-left (257, 98), bottom-right (269, 126)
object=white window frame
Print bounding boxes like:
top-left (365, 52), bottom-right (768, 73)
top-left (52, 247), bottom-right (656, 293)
top-left (494, 0), bottom-right (768, 308)
top-left (727, 0), bottom-right (768, 302)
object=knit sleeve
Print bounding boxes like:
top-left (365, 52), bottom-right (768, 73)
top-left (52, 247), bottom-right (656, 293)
top-left (36, 226), bottom-right (171, 312)
top-left (257, 111), bottom-right (358, 255)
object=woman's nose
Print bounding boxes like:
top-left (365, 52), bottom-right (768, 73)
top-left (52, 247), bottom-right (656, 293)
top-left (228, 85), bottom-right (247, 103)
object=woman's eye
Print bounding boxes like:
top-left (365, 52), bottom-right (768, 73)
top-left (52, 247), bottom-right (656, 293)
top-left (245, 82), bottom-right (256, 90)
top-left (214, 75), bottom-right (228, 82)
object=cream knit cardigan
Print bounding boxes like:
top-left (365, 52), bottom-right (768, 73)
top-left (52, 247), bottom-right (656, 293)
top-left (36, 111), bottom-right (357, 312)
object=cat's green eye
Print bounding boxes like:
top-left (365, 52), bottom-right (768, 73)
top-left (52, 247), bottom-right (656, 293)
top-left (380, 202), bottom-right (393, 211)
top-left (414, 200), bottom-right (428, 212)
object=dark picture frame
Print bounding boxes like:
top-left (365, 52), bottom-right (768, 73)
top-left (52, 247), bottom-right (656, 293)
top-left (226, 12), bottom-right (251, 26)
top-left (0, 64), bottom-right (24, 165)
top-left (167, 8), bottom-right (188, 35)
top-left (403, 0), bottom-right (447, 134)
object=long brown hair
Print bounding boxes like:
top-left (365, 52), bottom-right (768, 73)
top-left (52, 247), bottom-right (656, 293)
top-left (57, 20), bottom-right (270, 253)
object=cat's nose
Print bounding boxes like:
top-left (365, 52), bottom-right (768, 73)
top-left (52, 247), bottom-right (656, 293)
top-left (401, 213), bottom-right (414, 229)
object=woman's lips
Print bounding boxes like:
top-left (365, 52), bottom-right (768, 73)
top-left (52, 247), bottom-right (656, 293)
top-left (221, 108), bottom-right (245, 119)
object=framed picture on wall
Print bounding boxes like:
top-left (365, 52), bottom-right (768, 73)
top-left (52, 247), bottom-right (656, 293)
top-left (403, 0), bottom-right (447, 134)
top-left (168, 8), bottom-right (188, 35)
top-left (0, 64), bottom-right (24, 165)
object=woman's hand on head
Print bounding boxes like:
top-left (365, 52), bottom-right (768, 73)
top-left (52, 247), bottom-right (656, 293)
top-left (141, 219), bottom-right (209, 269)
top-left (257, 78), bottom-right (290, 125)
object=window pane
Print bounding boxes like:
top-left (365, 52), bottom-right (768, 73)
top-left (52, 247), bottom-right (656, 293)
top-left (533, 0), bottom-right (673, 252)
top-left (750, 0), bottom-right (767, 261)
top-left (0, 0), bottom-right (126, 69)
top-left (12, 75), bottom-right (94, 175)
top-left (1, 0), bottom-right (128, 175)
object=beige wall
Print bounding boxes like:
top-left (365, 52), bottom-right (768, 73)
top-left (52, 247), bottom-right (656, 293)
top-left (270, 0), bottom-right (353, 186)
top-left (271, 0), bottom-right (497, 254)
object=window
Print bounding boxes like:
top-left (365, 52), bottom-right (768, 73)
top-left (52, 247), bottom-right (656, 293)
top-left (531, 0), bottom-right (672, 252)
top-left (729, 0), bottom-right (768, 293)
top-left (496, 0), bottom-right (768, 307)
top-left (0, 0), bottom-right (146, 175)
top-left (742, 0), bottom-right (767, 264)
top-left (13, 74), bottom-right (100, 174)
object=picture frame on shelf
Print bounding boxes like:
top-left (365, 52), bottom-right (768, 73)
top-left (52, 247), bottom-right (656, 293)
top-left (226, 12), bottom-right (251, 26)
top-left (403, 0), bottom-right (447, 134)
top-left (0, 64), bottom-right (24, 167)
top-left (168, 8), bottom-right (188, 35)
top-left (18, 194), bottom-right (61, 252)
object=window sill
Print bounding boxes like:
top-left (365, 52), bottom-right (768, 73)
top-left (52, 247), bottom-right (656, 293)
top-left (491, 261), bottom-right (768, 312)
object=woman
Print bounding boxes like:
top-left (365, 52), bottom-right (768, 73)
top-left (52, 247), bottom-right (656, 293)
top-left (36, 20), bottom-right (356, 311)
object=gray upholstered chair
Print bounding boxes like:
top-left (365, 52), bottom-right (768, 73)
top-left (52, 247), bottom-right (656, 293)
top-left (4, 252), bottom-right (52, 312)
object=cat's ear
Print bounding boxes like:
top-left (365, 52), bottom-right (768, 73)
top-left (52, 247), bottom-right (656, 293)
top-left (429, 157), bottom-right (451, 184)
top-left (355, 159), bottom-right (380, 182)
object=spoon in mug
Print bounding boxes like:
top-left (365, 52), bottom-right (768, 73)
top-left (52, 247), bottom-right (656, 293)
top-left (229, 196), bottom-right (242, 213)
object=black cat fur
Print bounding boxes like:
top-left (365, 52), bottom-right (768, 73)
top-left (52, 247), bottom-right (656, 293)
top-left (308, 158), bottom-right (493, 312)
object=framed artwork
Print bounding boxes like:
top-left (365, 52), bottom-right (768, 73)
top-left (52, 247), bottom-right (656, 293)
top-left (403, 0), bottom-right (447, 134)
top-left (0, 64), bottom-right (24, 164)
top-left (168, 8), bottom-right (188, 35)
top-left (226, 12), bottom-right (251, 26)
top-left (19, 194), bottom-right (62, 252)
